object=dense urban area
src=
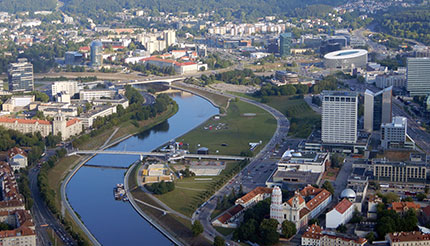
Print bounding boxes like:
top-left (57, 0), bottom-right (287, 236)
top-left (0, 0), bottom-right (430, 246)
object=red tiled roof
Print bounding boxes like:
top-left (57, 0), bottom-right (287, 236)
top-left (79, 46), bottom-right (90, 52)
top-left (389, 202), bottom-right (421, 213)
top-left (287, 194), bottom-right (305, 207)
top-left (303, 224), bottom-right (367, 244)
top-left (299, 207), bottom-right (310, 219)
top-left (176, 62), bottom-right (197, 66)
top-left (306, 189), bottom-right (331, 211)
top-left (0, 117), bottom-right (51, 125)
top-left (66, 118), bottom-right (80, 127)
top-left (0, 226), bottom-right (35, 238)
top-left (334, 198), bottom-right (353, 214)
top-left (217, 213), bottom-right (232, 224)
top-left (8, 147), bottom-right (27, 158)
top-left (389, 231), bottom-right (430, 242)
top-left (300, 184), bottom-right (322, 197)
top-left (235, 187), bottom-right (272, 205)
top-left (302, 224), bottom-right (323, 239)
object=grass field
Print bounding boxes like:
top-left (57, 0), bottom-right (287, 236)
top-left (178, 100), bottom-right (277, 156)
top-left (266, 96), bottom-right (320, 138)
top-left (156, 161), bottom-right (240, 217)
top-left (214, 226), bottom-right (235, 236)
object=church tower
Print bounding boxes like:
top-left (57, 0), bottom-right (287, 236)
top-left (270, 186), bottom-right (283, 224)
top-left (53, 111), bottom-right (66, 139)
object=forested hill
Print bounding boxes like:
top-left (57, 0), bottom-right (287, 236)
top-left (60, 0), bottom-right (344, 18)
top-left (0, 0), bottom-right (57, 13)
top-left (375, 6), bottom-right (430, 45)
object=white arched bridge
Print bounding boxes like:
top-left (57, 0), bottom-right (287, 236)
top-left (67, 150), bottom-right (247, 161)
top-left (117, 77), bottom-right (185, 86)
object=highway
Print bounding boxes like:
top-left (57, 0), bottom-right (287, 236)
top-left (182, 82), bottom-right (290, 245)
top-left (29, 166), bottom-right (76, 246)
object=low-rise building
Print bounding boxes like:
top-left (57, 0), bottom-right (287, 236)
top-left (78, 105), bottom-right (117, 128)
top-left (302, 224), bottom-right (367, 246)
top-left (79, 89), bottom-right (116, 101)
top-left (7, 147), bottom-right (27, 171)
top-left (142, 162), bottom-right (173, 184)
top-left (389, 201), bottom-right (421, 214)
top-left (326, 198), bottom-right (354, 229)
top-left (235, 187), bottom-right (272, 208)
top-left (386, 231), bottom-right (430, 246)
top-left (2, 95), bottom-right (35, 112)
top-left (277, 151), bottom-right (329, 173)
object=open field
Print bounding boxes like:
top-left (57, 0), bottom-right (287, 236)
top-left (130, 188), bottom-right (211, 246)
top-left (157, 161), bottom-right (240, 217)
top-left (266, 95), bottom-right (320, 138)
top-left (178, 100), bottom-right (277, 156)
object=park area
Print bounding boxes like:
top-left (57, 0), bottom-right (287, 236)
top-left (266, 95), bottom-right (320, 138)
top-left (156, 160), bottom-right (247, 217)
top-left (178, 99), bottom-right (277, 156)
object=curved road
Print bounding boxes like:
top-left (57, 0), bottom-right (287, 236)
top-left (177, 82), bottom-right (290, 244)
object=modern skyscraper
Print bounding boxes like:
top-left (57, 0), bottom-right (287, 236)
top-left (364, 86), bottom-right (393, 132)
top-left (322, 91), bottom-right (358, 144)
top-left (90, 40), bottom-right (103, 67)
top-left (279, 32), bottom-right (292, 57)
top-left (8, 58), bottom-right (34, 92)
top-left (407, 57), bottom-right (430, 96)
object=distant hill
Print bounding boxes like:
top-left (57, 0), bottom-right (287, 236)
top-left (60, 0), bottom-right (344, 18)
top-left (0, 0), bottom-right (57, 13)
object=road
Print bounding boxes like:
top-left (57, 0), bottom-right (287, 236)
top-left (29, 166), bottom-right (76, 246)
top-left (183, 83), bottom-right (290, 244)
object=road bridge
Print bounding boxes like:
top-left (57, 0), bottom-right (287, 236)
top-left (68, 150), bottom-right (247, 161)
top-left (117, 77), bottom-right (185, 86)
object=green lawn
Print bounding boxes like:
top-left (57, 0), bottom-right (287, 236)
top-left (266, 95), bottom-right (320, 138)
top-left (156, 161), bottom-right (242, 217)
top-left (177, 100), bottom-right (277, 156)
top-left (214, 226), bottom-right (235, 236)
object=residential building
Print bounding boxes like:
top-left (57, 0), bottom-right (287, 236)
top-left (90, 40), bottom-right (103, 67)
top-left (79, 89), bottom-right (116, 101)
top-left (235, 187), bottom-right (272, 208)
top-left (407, 57), bottom-right (430, 96)
top-left (364, 86), bottom-right (392, 132)
top-left (326, 199), bottom-right (354, 229)
top-left (381, 116), bottom-right (415, 149)
top-left (7, 147), bottom-right (27, 171)
top-left (270, 185), bottom-right (332, 229)
top-left (375, 73), bottom-right (406, 89)
top-left (51, 81), bottom-right (79, 96)
top-left (389, 201), bottom-right (421, 214)
top-left (386, 231), bottom-right (430, 246)
top-left (2, 95), bottom-right (34, 112)
top-left (301, 224), bottom-right (367, 246)
top-left (322, 91), bottom-right (358, 144)
top-left (8, 58), bottom-right (33, 92)
top-left (280, 32), bottom-right (292, 56)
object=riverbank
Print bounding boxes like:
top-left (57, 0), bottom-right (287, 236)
top-left (45, 103), bottom-right (179, 245)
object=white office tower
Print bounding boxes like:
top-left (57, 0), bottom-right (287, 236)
top-left (381, 116), bottom-right (409, 149)
top-left (270, 186), bottom-right (283, 224)
top-left (51, 81), bottom-right (79, 96)
top-left (407, 57), bottom-right (430, 96)
top-left (322, 91), bottom-right (358, 144)
top-left (364, 86), bottom-right (393, 132)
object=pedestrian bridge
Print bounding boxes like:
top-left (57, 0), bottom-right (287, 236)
top-left (117, 77), bottom-right (185, 86)
top-left (67, 150), bottom-right (247, 161)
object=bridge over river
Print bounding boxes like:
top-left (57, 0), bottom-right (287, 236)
top-left (68, 150), bottom-right (247, 161)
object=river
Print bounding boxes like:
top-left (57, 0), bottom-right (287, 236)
top-left (66, 92), bottom-right (219, 245)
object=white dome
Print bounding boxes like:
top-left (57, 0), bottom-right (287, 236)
top-left (340, 188), bottom-right (356, 199)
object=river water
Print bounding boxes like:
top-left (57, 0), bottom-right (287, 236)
top-left (66, 92), bottom-right (218, 245)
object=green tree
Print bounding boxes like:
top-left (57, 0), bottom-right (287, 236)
top-left (259, 219), bottom-right (279, 245)
top-left (417, 193), bottom-right (426, 201)
top-left (192, 220), bottom-right (204, 236)
top-left (213, 236), bottom-right (225, 246)
top-left (281, 220), bottom-right (296, 238)
top-left (336, 224), bottom-right (347, 233)
top-left (331, 153), bottom-right (344, 168)
top-left (322, 181), bottom-right (335, 194)
top-left (366, 232), bottom-right (375, 243)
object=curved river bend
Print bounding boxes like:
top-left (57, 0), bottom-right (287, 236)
top-left (66, 92), bottom-right (218, 245)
